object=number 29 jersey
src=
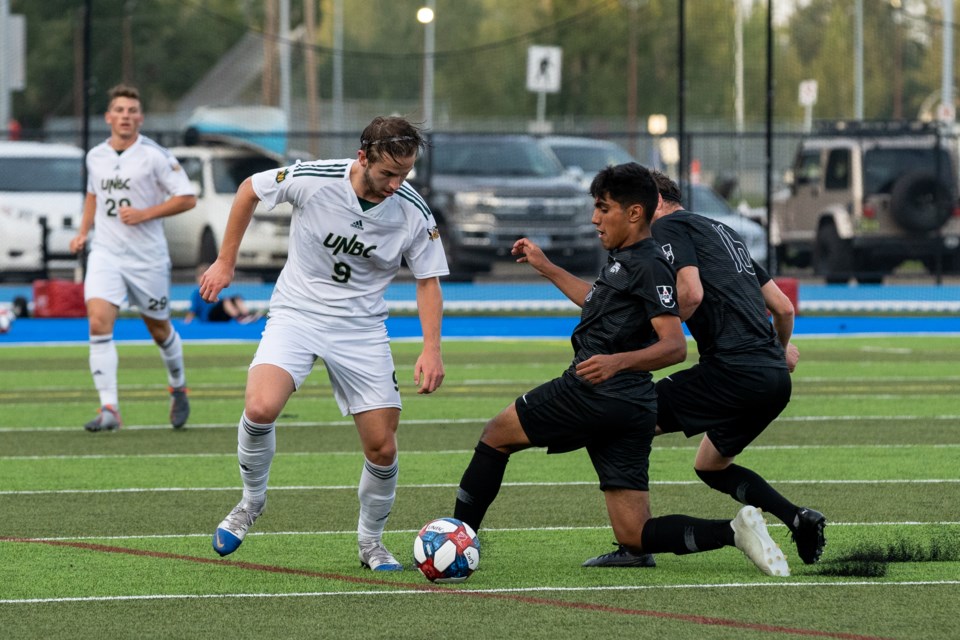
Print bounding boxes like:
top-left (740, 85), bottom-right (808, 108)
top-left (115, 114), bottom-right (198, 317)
top-left (252, 159), bottom-right (449, 328)
top-left (86, 134), bottom-right (195, 264)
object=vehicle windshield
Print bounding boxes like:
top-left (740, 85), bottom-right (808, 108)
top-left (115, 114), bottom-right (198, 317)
top-left (685, 185), bottom-right (735, 218)
top-left (212, 156), bottom-right (281, 193)
top-left (0, 157), bottom-right (84, 192)
top-left (863, 147), bottom-right (953, 195)
top-left (549, 144), bottom-right (635, 173)
top-left (430, 139), bottom-right (565, 177)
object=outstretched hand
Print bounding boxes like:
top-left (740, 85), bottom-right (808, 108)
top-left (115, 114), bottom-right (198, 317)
top-left (512, 238), bottom-right (553, 274)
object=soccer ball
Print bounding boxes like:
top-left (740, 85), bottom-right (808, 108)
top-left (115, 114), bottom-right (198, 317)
top-left (0, 308), bottom-right (14, 334)
top-left (413, 517), bottom-right (480, 583)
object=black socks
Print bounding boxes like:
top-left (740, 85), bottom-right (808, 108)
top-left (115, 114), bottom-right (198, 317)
top-left (453, 441), bottom-right (510, 532)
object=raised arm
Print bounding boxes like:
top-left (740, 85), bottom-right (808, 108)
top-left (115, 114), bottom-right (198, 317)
top-left (117, 193), bottom-right (197, 226)
top-left (512, 237), bottom-right (592, 306)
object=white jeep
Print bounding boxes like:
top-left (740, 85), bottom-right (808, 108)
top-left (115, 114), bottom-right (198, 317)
top-left (771, 120), bottom-right (960, 283)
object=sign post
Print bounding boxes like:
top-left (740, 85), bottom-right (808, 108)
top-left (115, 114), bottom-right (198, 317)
top-left (526, 45), bottom-right (562, 134)
top-left (799, 79), bottom-right (818, 133)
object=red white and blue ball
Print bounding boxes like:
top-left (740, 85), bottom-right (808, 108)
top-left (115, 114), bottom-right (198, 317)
top-left (0, 308), bottom-right (14, 334)
top-left (413, 517), bottom-right (480, 583)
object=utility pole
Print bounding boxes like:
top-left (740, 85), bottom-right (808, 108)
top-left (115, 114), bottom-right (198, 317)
top-left (0, 0), bottom-right (10, 133)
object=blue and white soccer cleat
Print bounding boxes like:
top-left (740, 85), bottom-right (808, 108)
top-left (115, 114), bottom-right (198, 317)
top-left (359, 539), bottom-right (403, 571)
top-left (213, 499), bottom-right (264, 557)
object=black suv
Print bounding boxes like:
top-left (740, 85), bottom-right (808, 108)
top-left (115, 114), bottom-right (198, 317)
top-left (410, 134), bottom-right (598, 280)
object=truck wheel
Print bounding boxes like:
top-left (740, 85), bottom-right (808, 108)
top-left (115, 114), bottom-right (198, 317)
top-left (890, 171), bottom-right (952, 233)
top-left (814, 222), bottom-right (853, 284)
top-left (199, 228), bottom-right (218, 265)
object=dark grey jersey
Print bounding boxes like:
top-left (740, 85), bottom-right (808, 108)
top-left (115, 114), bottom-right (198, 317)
top-left (651, 210), bottom-right (785, 368)
top-left (567, 237), bottom-right (680, 405)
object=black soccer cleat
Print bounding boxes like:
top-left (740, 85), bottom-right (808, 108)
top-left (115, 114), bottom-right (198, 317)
top-left (169, 386), bottom-right (190, 429)
top-left (582, 543), bottom-right (656, 568)
top-left (792, 507), bottom-right (827, 564)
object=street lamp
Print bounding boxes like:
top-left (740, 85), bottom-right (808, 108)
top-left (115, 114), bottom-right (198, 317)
top-left (647, 114), bottom-right (668, 170)
top-left (417, 3), bottom-right (435, 131)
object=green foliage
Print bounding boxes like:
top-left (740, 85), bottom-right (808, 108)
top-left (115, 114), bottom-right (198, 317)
top-left (10, 0), bottom-right (957, 131)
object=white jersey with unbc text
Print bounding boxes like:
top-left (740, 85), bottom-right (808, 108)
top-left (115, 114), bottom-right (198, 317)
top-left (86, 134), bottom-right (195, 264)
top-left (252, 158), bottom-right (449, 327)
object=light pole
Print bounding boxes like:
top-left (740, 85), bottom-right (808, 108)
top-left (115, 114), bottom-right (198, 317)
top-left (647, 114), bottom-right (668, 171)
top-left (417, 2), bottom-right (435, 131)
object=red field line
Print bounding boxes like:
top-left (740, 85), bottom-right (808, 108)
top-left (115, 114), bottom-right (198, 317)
top-left (3, 536), bottom-right (891, 640)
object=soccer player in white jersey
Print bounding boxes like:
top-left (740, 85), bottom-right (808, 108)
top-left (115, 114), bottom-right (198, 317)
top-left (69, 84), bottom-right (197, 432)
top-left (202, 116), bottom-right (448, 571)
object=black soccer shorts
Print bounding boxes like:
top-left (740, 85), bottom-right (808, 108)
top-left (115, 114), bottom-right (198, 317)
top-left (515, 373), bottom-right (656, 491)
top-left (655, 362), bottom-right (791, 457)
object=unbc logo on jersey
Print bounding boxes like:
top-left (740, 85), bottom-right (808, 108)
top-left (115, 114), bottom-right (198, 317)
top-left (275, 168), bottom-right (289, 183)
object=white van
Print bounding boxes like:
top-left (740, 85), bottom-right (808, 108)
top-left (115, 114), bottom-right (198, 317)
top-left (166, 144), bottom-right (291, 279)
top-left (0, 141), bottom-right (85, 279)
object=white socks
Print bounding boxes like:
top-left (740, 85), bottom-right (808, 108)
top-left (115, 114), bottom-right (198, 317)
top-left (357, 457), bottom-right (399, 542)
top-left (238, 413), bottom-right (276, 504)
top-left (158, 330), bottom-right (186, 388)
top-left (89, 334), bottom-right (119, 408)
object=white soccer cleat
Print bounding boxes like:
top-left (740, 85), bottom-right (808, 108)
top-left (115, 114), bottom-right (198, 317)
top-left (732, 506), bottom-right (791, 577)
top-left (213, 498), bottom-right (264, 557)
top-left (359, 539), bottom-right (403, 571)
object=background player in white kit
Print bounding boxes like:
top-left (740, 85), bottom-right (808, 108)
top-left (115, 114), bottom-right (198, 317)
top-left (69, 84), bottom-right (197, 432)
top-left (201, 116), bottom-right (447, 571)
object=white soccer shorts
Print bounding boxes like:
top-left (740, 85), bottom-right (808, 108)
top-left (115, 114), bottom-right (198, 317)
top-left (250, 310), bottom-right (401, 416)
top-left (83, 249), bottom-right (172, 320)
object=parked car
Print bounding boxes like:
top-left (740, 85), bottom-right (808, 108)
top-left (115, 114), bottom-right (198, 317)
top-left (771, 120), bottom-right (960, 283)
top-left (540, 135), bottom-right (635, 190)
top-left (0, 211), bottom-right (45, 281)
top-left (0, 141), bottom-right (86, 277)
top-left (409, 134), bottom-right (598, 279)
top-left (166, 144), bottom-right (292, 279)
top-left (0, 140), bottom-right (291, 281)
top-left (541, 136), bottom-right (769, 265)
top-left (682, 182), bottom-right (769, 265)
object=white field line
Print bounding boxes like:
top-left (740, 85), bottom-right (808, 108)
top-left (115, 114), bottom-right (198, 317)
top-left (3, 414), bottom-right (960, 433)
top-left (7, 374), bottom-right (960, 392)
top-left (4, 441), bottom-right (960, 462)
top-left (3, 478), bottom-right (959, 497)
top-left (8, 520), bottom-right (960, 544)
top-left (2, 579), bottom-right (959, 606)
